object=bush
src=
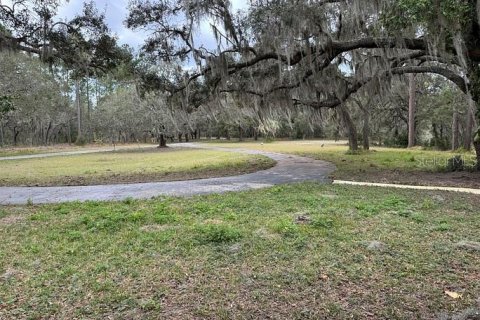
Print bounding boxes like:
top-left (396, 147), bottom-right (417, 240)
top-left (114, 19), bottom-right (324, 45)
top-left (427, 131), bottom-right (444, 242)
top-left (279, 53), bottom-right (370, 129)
top-left (427, 137), bottom-right (450, 151)
top-left (446, 155), bottom-right (465, 172)
top-left (384, 133), bottom-right (408, 148)
top-left (263, 136), bottom-right (275, 143)
top-left (75, 135), bottom-right (87, 146)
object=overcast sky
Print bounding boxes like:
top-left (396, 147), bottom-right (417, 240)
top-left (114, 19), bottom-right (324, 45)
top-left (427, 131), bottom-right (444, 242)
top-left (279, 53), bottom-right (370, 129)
top-left (55, 0), bottom-right (248, 51)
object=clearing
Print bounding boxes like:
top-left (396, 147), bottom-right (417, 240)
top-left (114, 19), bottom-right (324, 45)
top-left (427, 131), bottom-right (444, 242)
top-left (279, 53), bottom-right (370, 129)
top-left (0, 147), bottom-right (275, 186)
top-left (0, 183), bottom-right (478, 319)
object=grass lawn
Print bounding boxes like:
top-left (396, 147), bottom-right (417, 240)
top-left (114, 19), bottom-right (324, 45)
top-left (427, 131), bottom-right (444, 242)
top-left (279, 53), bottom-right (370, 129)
top-left (0, 143), bottom-right (156, 158)
top-left (0, 143), bottom-right (156, 157)
top-left (0, 148), bottom-right (275, 186)
top-left (203, 140), bottom-right (480, 188)
top-left (0, 183), bottom-right (478, 319)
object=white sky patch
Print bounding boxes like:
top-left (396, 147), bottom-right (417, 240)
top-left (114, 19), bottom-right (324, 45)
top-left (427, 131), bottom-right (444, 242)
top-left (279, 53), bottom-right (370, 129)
top-left (0, 0), bottom-right (13, 6)
top-left (56, 0), bottom-right (146, 49)
top-left (2, 0), bottom-right (249, 55)
top-left (193, 0), bottom-right (248, 51)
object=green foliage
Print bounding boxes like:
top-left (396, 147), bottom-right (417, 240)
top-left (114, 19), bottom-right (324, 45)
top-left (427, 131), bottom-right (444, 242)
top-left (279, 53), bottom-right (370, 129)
top-left (475, 127), bottom-right (480, 143)
top-left (446, 155), bottom-right (465, 171)
top-left (74, 136), bottom-right (87, 146)
top-left (355, 195), bottom-right (411, 217)
top-left (0, 95), bottom-right (14, 115)
top-left (194, 224), bottom-right (242, 244)
top-left (384, 133), bottom-right (408, 148)
top-left (311, 216), bottom-right (336, 229)
top-left (427, 137), bottom-right (450, 151)
top-left (271, 218), bottom-right (299, 237)
top-left (382, 0), bottom-right (472, 32)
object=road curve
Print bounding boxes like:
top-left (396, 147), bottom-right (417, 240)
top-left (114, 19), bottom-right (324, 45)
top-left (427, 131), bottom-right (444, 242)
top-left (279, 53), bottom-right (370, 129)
top-left (0, 143), bottom-right (336, 205)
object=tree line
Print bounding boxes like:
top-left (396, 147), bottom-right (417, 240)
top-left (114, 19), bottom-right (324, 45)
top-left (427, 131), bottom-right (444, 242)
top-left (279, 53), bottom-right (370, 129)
top-left (1, 0), bottom-right (480, 168)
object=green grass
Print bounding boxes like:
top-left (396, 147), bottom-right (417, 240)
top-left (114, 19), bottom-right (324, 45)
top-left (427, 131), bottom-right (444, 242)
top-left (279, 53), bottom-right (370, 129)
top-left (203, 140), bottom-right (479, 186)
top-left (0, 148), bottom-right (59, 157)
top-left (0, 143), bottom-right (156, 157)
top-left (0, 144), bottom-right (104, 157)
top-left (0, 183), bottom-right (478, 318)
top-left (0, 148), bottom-right (275, 186)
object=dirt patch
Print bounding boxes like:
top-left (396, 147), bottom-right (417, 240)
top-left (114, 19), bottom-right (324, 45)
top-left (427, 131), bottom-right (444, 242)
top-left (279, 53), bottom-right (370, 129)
top-left (254, 228), bottom-right (280, 240)
top-left (334, 170), bottom-right (480, 189)
top-left (294, 214), bottom-right (311, 224)
top-left (1, 268), bottom-right (19, 281)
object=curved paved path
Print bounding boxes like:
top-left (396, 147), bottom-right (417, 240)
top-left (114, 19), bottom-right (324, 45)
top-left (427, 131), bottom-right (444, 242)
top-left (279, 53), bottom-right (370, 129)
top-left (0, 143), bottom-right (336, 205)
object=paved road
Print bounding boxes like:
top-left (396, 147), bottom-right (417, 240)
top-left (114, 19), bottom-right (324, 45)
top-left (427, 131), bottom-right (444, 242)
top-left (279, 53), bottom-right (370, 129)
top-left (0, 143), bottom-right (336, 205)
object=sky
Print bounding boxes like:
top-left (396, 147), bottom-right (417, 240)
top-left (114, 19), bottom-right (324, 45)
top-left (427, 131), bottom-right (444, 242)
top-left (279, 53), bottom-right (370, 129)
top-left (54, 0), bottom-right (249, 51)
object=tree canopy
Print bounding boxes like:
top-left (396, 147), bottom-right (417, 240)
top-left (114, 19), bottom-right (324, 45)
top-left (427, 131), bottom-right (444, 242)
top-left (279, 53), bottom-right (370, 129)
top-left (1, 0), bottom-right (480, 166)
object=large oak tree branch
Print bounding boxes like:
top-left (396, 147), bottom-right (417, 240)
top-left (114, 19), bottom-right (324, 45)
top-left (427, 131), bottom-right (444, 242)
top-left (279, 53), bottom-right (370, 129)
top-left (295, 65), bottom-right (466, 110)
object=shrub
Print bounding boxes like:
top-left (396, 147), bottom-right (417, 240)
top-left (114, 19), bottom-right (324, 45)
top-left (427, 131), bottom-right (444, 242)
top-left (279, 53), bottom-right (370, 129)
top-left (263, 136), bottom-right (275, 143)
top-left (75, 135), bottom-right (87, 146)
top-left (446, 155), bottom-right (464, 172)
top-left (427, 137), bottom-right (449, 151)
top-left (384, 133), bottom-right (408, 148)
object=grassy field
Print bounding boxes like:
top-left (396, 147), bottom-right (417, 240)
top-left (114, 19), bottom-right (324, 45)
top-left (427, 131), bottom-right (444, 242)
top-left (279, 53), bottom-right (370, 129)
top-left (0, 148), bottom-right (275, 186)
top-left (0, 143), bottom-right (156, 158)
top-left (0, 183), bottom-right (478, 319)
top-left (204, 140), bottom-right (480, 188)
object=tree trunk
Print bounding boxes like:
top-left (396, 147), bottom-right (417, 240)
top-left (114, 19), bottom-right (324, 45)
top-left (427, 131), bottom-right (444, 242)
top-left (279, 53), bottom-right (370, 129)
top-left (75, 78), bottom-right (82, 140)
top-left (185, 133), bottom-right (189, 142)
top-left (338, 106), bottom-right (358, 151)
top-left (254, 128), bottom-right (258, 141)
top-left (238, 126), bottom-right (244, 141)
top-left (0, 123), bottom-right (4, 147)
top-left (178, 133), bottom-right (183, 142)
top-left (464, 97), bottom-right (476, 150)
top-left (158, 134), bottom-right (167, 148)
top-left (355, 99), bottom-right (370, 150)
top-left (45, 121), bottom-right (52, 146)
top-left (408, 73), bottom-right (416, 148)
top-left (86, 78), bottom-right (91, 142)
top-left (67, 120), bottom-right (72, 144)
top-left (432, 123), bottom-right (439, 141)
top-left (362, 108), bottom-right (370, 150)
top-left (452, 108), bottom-right (460, 150)
top-left (13, 127), bottom-right (19, 146)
